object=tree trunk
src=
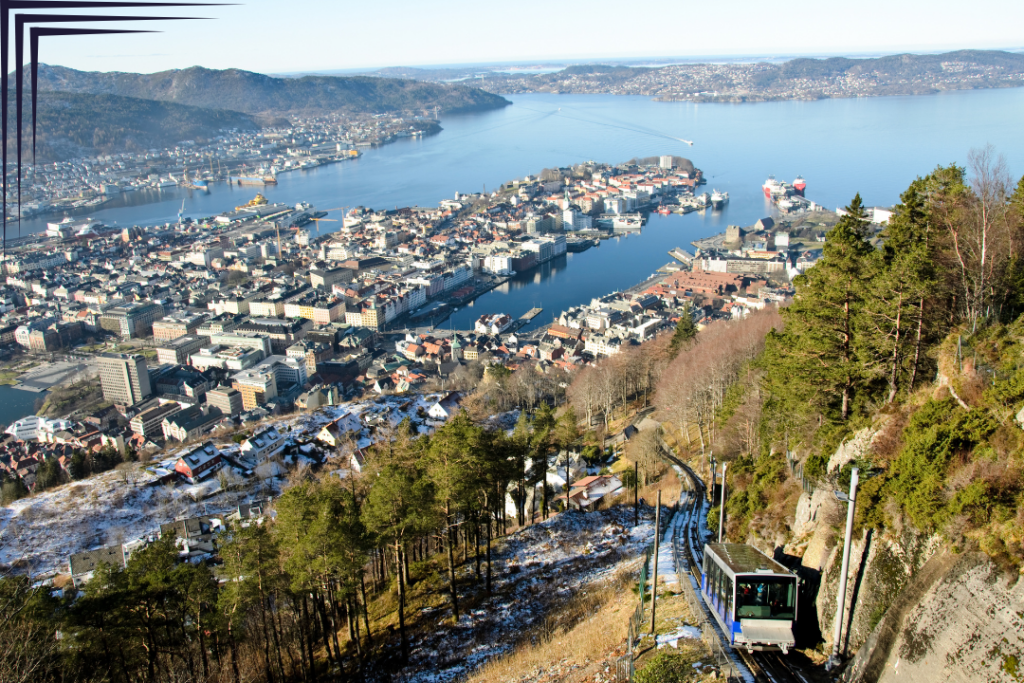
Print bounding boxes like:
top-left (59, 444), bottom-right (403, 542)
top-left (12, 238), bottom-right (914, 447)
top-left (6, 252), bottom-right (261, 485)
top-left (227, 619), bottom-right (241, 683)
top-left (268, 593), bottom-right (287, 681)
top-left (196, 606), bottom-right (210, 681)
top-left (542, 455), bottom-right (549, 519)
top-left (328, 583), bottom-right (349, 658)
top-left (346, 597), bottom-right (355, 642)
top-left (887, 289), bottom-right (905, 403)
top-left (485, 498), bottom-right (493, 596)
top-left (295, 601), bottom-right (310, 682)
top-left (258, 593), bottom-right (276, 682)
top-left (396, 540), bottom-right (409, 662)
top-left (302, 594), bottom-right (315, 678)
top-left (909, 298), bottom-right (925, 390)
top-left (474, 519), bottom-right (482, 580)
top-left (446, 500), bottom-right (460, 622)
top-left (360, 572), bottom-right (372, 642)
top-left (315, 592), bottom-right (334, 663)
top-left (402, 541), bottom-right (411, 589)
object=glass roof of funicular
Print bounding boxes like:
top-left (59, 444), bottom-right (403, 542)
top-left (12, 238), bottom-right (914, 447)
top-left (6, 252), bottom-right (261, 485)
top-left (706, 543), bottom-right (791, 576)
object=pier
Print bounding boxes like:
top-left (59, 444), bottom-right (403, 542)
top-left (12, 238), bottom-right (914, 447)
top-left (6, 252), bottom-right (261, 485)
top-left (520, 307), bottom-right (544, 321)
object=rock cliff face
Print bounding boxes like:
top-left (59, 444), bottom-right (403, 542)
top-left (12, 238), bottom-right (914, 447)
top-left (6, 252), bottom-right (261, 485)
top-left (784, 428), bottom-right (1024, 683)
top-left (845, 553), bottom-right (1024, 683)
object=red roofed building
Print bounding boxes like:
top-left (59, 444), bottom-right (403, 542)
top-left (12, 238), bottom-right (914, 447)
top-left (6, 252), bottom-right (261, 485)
top-left (663, 270), bottom-right (745, 296)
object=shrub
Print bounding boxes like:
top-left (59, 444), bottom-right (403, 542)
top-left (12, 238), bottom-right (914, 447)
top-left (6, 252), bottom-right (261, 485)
top-left (887, 398), bottom-right (997, 531)
top-left (635, 646), bottom-right (703, 683)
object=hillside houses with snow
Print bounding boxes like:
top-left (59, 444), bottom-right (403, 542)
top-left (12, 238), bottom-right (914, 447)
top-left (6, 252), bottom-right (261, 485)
top-left (427, 392), bottom-right (463, 421)
top-left (240, 426), bottom-right (286, 463)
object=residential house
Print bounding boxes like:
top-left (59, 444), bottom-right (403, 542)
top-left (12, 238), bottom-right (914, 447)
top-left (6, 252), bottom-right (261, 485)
top-left (427, 392), bottom-right (462, 420)
top-left (174, 442), bottom-right (223, 483)
top-left (162, 405), bottom-right (223, 442)
top-left (240, 426), bottom-right (286, 463)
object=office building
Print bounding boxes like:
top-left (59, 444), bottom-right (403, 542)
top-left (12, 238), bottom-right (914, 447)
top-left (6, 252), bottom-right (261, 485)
top-left (156, 335), bottom-right (209, 365)
top-left (97, 353), bottom-right (153, 406)
top-left (207, 386), bottom-right (244, 417)
top-left (98, 302), bottom-right (165, 339)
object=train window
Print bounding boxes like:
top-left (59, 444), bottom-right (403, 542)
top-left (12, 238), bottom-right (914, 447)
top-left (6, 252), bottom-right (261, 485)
top-left (726, 582), bottom-right (733, 620)
top-left (735, 577), bottom-right (796, 620)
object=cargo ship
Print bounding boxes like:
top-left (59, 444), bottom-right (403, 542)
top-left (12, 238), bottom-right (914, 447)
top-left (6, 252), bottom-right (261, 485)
top-left (763, 175), bottom-right (786, 198)
top-left (793, 176), bottom-right (806, 196)
top-left (232, 175), bottom-right (277, 186)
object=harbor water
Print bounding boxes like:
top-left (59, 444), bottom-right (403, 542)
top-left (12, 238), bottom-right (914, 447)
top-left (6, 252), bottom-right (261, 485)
top-left (11, 88), bottom-right (1024, 334)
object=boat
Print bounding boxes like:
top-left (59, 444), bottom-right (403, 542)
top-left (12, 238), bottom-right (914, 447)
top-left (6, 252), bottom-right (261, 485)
top-left (695, 192), bottom-right (710, 208)
top-left (233, 176), bottom-right (270, 186)
top-left (235, 193), bottom-right (269, 211)
top-left (613, 215), bottom-right (644, 229)
top-left (763, 175), bottom-right (786, 198)
top-left (657, 206), bottom-right (672, 215)
top-left (711, 190), bottom-right (729, 210)
top-left (154, 179), bottom-right (176, 188)
top-left (793, 176), bottom-right (806, 196)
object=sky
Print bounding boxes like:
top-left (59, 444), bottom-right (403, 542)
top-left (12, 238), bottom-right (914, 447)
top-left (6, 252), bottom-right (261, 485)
top-left (8, 0), bottom-right (1024, 75)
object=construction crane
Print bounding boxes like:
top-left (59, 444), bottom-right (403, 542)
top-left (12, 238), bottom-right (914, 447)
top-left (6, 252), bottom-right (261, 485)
top-left (309, 206), bottom-right (348, 237)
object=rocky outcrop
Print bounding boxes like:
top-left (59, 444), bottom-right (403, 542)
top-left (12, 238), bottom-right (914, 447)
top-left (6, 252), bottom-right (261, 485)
top-left (817, 528), bottom-right (942, 656)
top-left (845, 553), bottom-right (1024, 683)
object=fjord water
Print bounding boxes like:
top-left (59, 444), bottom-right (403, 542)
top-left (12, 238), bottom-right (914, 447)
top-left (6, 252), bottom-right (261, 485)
top-left (18, 88), bottom-right (1024, 331)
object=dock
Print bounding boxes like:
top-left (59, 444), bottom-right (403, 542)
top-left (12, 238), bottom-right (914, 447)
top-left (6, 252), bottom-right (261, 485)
top-left (521, 307), bottom-right (544, 321)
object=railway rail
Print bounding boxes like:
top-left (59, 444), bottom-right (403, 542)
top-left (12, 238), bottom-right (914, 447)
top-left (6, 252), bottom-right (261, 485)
top-left (658, 437), bottom-right (806, 683)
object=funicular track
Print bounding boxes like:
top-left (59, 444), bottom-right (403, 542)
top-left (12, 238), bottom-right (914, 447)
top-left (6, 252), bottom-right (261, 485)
top-left (658, 438), bottom-right (805, 683)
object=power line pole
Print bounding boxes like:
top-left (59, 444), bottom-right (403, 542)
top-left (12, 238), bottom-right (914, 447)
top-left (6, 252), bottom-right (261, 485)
top-left (634, 460), bottom-right (639, 527)
top-left (827, 467), bottom-right (860, 671)
top-left (718, 462), bottom-right (727, 543)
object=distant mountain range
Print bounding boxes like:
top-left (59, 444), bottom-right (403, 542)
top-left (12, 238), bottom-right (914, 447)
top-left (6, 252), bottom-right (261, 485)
top-left (5, 65), bottom-right (510, 161)
top-left (29, 64), bottom-right (511, 116)
top-left (353, 50), bottom-right (1024, 102)
top-left (5, 91), bottom-right (265, 161)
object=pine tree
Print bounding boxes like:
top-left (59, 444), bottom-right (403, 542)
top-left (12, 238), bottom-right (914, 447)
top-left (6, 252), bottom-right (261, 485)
top-left (764, 194), bottom-right (874, 421)
top-left (426, 413), bottom-right (482, 622)
top-left (668, 303), bottom-right (698, 358)
top-left (219, 522), bottom-right (283, 682)
top-left (862, 179), bottom-right (937, 401)
top-left (362, 427), bottom-right (433, 661)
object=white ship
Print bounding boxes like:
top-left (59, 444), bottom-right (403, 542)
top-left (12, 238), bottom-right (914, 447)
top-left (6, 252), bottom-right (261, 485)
top-left (710, 189), bottom-right (729, 210)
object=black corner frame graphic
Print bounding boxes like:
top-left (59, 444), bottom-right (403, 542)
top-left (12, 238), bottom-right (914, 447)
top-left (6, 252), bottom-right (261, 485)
top-left (1, 0), bottom-right (228, 253)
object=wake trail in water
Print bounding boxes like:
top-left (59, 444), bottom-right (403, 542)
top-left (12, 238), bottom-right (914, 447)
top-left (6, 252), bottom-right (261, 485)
top-left (436, 108), bottom-right (556, 144)
top-left (517, 104), bottom-right (694, 146)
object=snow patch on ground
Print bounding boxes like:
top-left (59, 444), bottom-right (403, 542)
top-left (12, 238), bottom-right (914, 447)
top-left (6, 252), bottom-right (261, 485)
top-left (0, 393), bottom-right (452, 575)
top-left (393, 504), bottom-right (660, 683)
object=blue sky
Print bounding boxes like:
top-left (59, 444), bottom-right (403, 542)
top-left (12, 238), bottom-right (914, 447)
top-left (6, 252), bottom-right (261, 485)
top-left (11, 0), bottom-right (1024, 74)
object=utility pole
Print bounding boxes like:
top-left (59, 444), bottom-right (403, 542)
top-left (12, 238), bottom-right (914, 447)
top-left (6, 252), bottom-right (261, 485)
top-left (707, 449), bottom-right (713, 502)
top-left (718, 462), bottom-right (727, 543)
top-left (651, 489), bottom-right (661, 634)
top-left (827, 467), bottom-right (860, 671)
